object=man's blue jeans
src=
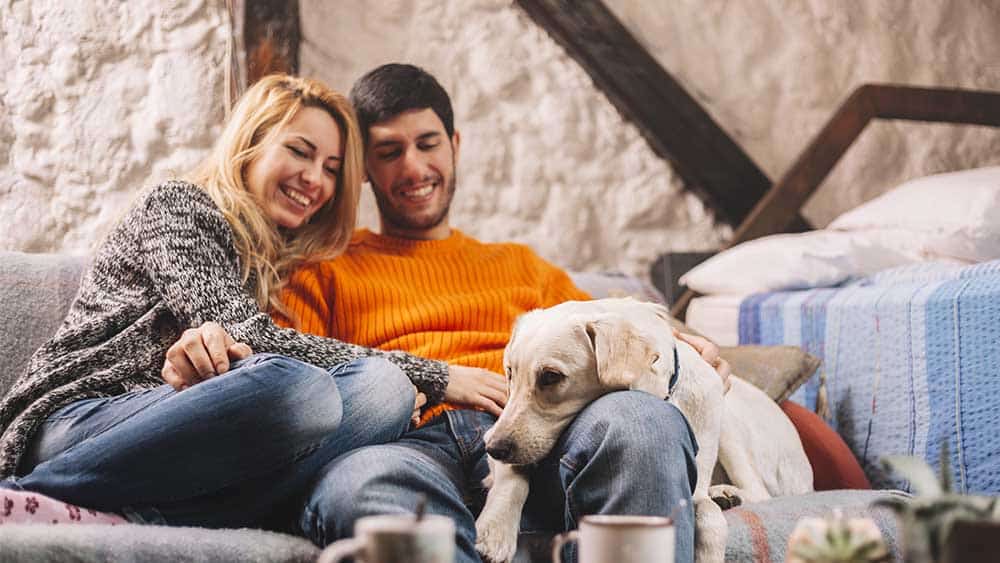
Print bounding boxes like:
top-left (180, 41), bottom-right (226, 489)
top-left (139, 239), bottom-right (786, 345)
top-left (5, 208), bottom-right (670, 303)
top-left (8, 354), bottom-right (415, 529)
top-left (302, 390), bottom-right (699, 563)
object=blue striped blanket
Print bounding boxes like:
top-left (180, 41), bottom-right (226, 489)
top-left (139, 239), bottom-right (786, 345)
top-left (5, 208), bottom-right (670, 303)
top-left (738, 260), bottom-right (1000, 494)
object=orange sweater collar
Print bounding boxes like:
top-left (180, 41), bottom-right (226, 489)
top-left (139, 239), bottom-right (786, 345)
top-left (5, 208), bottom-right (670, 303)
top-left (352, 228), bottom-right (470, 255)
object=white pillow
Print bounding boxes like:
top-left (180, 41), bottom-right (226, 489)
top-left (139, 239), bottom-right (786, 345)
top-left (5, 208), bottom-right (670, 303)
top-left (679, 230), bottom-right (915, 295)
top-left (828, 166), bottom-right (1000, 263)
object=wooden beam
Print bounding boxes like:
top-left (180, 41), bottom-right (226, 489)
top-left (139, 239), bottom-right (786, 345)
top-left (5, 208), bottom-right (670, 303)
top-left (671, 84), bottom-right (1000, 319)
top-left (515, 0), bottom-right (778, 226)
top-left (244, 0), bottom-right (300, 84)
top-left (732, 84), bottom-right (1000, 244)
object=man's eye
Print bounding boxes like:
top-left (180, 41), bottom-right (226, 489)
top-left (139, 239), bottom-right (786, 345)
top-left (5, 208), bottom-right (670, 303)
top-left (417, 142), bottom-right (439, 151)
top-left (537, 369), bottom-right (565, 388)
top-left (376, 150), bottom-right (400, 161)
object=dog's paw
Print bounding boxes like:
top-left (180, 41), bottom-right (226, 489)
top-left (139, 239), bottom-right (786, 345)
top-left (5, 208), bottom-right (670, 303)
top-left (709, 484), bottom-right (743, 510)
top-left (475, 515), bottom-right (518, 563)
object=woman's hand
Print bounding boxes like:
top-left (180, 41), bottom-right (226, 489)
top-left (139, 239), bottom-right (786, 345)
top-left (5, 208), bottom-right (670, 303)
top-left (444, 365), bottom-right (508, 417)
top-left (412, 389), bottom-right (428, 426)
top-left (162, 321), bottom-right (253, 391)
top-left (673, 329), bottom-right (732, 391)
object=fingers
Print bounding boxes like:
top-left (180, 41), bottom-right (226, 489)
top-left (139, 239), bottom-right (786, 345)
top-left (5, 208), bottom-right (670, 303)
top-left (162, 322), bottom-right (251, 391)
top-left (199, 322), bottom-right (234, 374)
top-left (414, 391), bottom-right (428, 410)
top-left (675, 331), bottom-right (731, 388)
top-left (161, 361), bottom-right (188, 392)
top-left (228, 342), bottom-right (253, 361)
top-left (478, 377), bottom-right (508, 409)
top-left (164, 338), bottom-right (205, 390)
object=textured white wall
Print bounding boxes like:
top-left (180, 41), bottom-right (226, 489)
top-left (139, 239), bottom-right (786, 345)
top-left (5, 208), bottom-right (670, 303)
top-left (605, 0), bottom-right (1000, 226)
top-left (299, 0), bottom-right (728, 280)
top-left (0, 0), bottom-right (228, 253)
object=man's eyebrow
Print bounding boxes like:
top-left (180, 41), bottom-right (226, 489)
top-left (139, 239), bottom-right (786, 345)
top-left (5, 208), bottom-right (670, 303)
top-left (295, 135), bottom-right (341, 162)
top-left (371, 131), bottom-right (443, 149)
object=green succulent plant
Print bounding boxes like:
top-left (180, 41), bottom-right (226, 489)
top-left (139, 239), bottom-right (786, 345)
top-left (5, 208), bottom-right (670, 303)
top-left (873, 444), bottom-right (1000, 562)
top-left (788, 510), bottom-right (890, 563)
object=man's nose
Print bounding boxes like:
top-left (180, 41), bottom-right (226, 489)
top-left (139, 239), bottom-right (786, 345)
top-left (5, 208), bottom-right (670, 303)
top-left (401, 148), bottom-right (428, 182)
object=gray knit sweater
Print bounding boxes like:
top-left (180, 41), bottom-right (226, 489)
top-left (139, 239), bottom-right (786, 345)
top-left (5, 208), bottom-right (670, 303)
top-left (0, 180), bottom-right (449, 478)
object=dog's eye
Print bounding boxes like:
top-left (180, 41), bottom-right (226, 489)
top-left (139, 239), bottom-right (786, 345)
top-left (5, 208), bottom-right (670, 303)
top-left (537, 369), bottom-right (565, 388)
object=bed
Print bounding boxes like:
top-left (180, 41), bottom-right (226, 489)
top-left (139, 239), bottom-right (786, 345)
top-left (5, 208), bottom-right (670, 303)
top-left (660, 84), bottom-right (1000, 495)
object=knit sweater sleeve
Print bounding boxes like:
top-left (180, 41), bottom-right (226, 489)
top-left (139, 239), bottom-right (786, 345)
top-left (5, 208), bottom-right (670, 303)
top-left (136, 182), bottom-right (449, 403)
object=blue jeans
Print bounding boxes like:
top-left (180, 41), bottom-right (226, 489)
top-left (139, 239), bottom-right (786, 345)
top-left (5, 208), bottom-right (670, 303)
top-left (9, 354), bottom-right (415, 530)
top-left (302, 391), bottom-right (698, 563)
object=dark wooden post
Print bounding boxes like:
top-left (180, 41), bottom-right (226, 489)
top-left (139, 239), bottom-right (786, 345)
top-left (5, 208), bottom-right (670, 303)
top-left (515, 0), bottom-right (805, 229)
top-left (244, 0), bottom-right (300, 84)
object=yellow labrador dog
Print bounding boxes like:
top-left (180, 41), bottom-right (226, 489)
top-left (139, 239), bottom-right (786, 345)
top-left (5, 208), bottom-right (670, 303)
top-left (474, 298), bottom-right (812, 563)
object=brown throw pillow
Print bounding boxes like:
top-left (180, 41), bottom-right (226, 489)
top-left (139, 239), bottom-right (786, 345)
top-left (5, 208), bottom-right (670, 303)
top-left (719, 345), bottom-right (820, 403)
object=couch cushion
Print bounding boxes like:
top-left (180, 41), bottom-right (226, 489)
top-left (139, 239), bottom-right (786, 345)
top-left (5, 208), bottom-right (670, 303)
top-left (721, 345), bottom-right (820, 403)
top-left (0, 524), bottom-right (320, 563)
top-left (781, 401), bottom-right (872, 491)
top-left (0, 252), bottom-right (88, 397)
top-left (724, 489), bottom-right (905, 562)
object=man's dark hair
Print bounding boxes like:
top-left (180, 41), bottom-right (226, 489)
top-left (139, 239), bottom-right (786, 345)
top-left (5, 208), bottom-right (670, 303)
top-left (349, 63), bottom-right (454, 146)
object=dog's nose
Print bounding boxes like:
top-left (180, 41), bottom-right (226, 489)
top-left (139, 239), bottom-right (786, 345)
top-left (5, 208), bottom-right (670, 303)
top-left (486, 438), bottom-right (515, 462)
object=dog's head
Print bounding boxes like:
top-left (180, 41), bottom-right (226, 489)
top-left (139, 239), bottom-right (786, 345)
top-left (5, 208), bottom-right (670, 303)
top-left (486, 299), bottom-right (674, 466)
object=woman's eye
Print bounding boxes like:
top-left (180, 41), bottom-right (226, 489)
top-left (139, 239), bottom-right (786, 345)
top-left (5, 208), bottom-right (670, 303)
top-left (537, 369), bottom-right (565, 388)
top-left (325, 167), bottom-right (339, 177)
top-left (287, 145), bottom-right (307, 157)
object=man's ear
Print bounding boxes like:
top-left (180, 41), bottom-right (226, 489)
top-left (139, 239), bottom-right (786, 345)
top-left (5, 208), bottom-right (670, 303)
top-left (451, 130), bottom-right (461, 163)
top-left (585, 314), bottom-right (660, 393)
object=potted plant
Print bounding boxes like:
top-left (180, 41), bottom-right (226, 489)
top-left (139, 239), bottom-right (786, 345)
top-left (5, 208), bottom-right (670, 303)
top-left (874, 445), bottom-right (1000, 563)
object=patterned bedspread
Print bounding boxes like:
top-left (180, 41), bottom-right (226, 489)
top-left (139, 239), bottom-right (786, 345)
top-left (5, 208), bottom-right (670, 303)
top-left (738, 260), bottom-right (1000, 494)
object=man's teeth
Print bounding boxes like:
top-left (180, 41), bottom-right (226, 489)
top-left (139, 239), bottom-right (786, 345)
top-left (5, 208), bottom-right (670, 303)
top-left (406, 185), bottom-right (434, 198)
top-left (282, 186), bottom-right (312, 207)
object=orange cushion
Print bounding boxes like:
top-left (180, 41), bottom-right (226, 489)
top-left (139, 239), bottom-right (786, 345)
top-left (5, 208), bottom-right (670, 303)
top-left (780, 400), bottom-right (872, 490)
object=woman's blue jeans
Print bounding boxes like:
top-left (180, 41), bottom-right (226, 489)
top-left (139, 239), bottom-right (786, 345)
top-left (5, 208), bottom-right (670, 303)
top-left (10, 354), bottom-right (415, 530)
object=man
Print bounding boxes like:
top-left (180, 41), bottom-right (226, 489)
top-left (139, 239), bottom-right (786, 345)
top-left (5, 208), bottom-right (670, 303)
top-left (168, 64), bottom-right (727, 562)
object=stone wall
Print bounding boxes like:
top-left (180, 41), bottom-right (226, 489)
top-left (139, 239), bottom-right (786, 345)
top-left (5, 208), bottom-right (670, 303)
top-left (299, 0), bottom-right (727, 279)
top-left (605, 0), bottom-right (1000, 225)
top-left (3, 0), bottom-right (999, 283)
top-left (0, 0), bottom-right (228, 253)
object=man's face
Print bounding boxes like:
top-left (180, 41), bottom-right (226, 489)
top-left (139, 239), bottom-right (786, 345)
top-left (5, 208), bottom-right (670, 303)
top-left (365, 108), bottom-right (460, 240)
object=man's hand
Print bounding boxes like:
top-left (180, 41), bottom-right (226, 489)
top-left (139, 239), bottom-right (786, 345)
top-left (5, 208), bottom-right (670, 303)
top-left (673, 329), bottom-right (732, 391)
top-left (162, 321), bottom-right (253, 391)
top-left (444, 365), bottom-right (508, 417)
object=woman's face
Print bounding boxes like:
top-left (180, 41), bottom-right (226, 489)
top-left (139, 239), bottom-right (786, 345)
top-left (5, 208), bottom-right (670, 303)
top-left (245, 106), bottom-right (343, 229)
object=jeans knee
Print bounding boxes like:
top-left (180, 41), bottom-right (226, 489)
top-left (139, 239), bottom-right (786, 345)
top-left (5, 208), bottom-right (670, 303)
top-left (359, 357), bottom-right (413, 402)
top-left (235, 354), bottom-right (343, 440)
top-left (575, 391), bottom-right (696, 473)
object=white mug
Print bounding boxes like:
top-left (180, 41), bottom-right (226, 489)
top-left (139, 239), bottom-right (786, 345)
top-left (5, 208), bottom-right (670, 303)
top-left (317, 514), bottom-right (456, 563)
top-left (552, 514), bottom-right (676, 563)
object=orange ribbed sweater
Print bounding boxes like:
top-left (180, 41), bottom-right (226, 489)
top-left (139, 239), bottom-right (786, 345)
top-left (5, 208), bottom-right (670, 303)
top-left (275, 228), bottom-right (590, 424)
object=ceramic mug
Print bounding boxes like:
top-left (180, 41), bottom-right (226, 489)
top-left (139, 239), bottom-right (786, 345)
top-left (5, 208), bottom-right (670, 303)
top-left (551, 514), bottom-right (675, 563)
top-left (317, 514), bottom-right (456, 563)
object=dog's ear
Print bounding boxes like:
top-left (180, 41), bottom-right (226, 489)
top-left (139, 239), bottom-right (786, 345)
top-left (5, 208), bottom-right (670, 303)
top-left (585, 315), bottom-right (661, 393)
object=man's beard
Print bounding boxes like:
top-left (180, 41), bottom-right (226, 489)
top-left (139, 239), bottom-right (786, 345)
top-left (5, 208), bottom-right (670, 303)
top-left (371, 171), bottom-right (457, 234)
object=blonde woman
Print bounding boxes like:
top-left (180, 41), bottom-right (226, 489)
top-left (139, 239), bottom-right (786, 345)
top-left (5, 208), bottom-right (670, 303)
top-left (0, 74), bottom-right (447, 529)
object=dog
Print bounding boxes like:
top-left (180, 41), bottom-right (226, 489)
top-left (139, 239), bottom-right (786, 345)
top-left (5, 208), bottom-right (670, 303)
top-left (474, 297), bottom-right (813, 562)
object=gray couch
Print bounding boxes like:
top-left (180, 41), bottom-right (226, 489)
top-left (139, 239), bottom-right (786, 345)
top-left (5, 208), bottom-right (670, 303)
top-left (0, 251), bottom-right (904, 562)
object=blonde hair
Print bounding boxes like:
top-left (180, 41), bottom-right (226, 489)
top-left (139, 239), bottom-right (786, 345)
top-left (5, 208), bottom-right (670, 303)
top-left (188, 74), bottom-right (364, 314)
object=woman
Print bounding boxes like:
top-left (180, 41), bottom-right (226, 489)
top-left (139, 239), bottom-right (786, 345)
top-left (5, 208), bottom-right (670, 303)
top-left (0, 74), bottom-right (449, 529)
